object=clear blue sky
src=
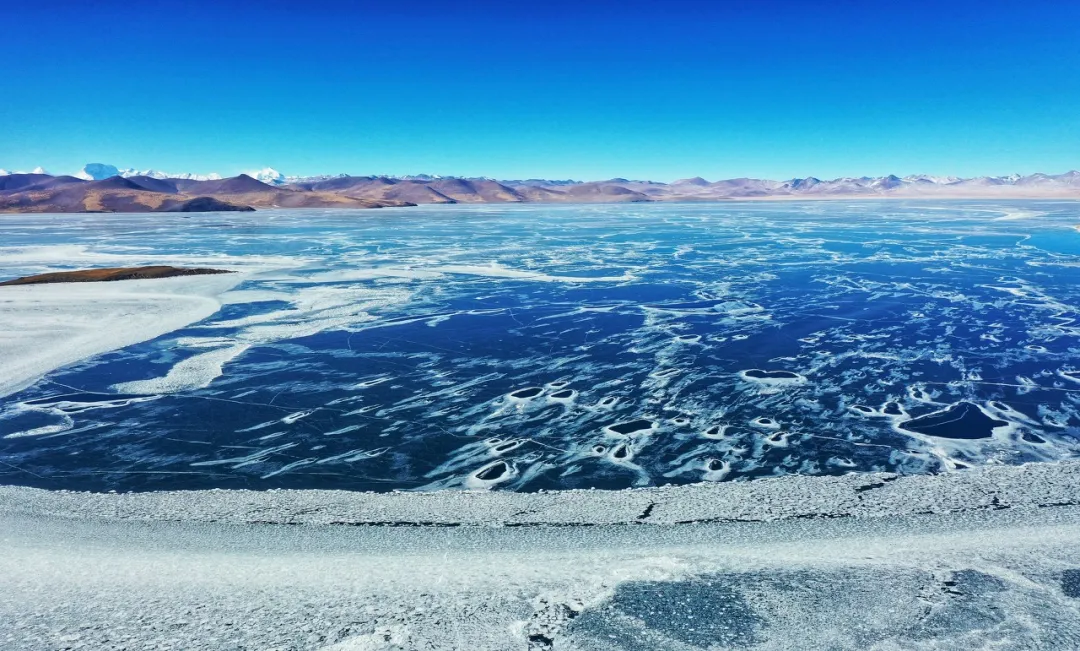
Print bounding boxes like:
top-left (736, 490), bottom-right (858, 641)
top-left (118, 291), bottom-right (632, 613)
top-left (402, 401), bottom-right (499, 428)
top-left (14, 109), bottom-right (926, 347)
top-left (2, 0), bottom-right (1079, 181)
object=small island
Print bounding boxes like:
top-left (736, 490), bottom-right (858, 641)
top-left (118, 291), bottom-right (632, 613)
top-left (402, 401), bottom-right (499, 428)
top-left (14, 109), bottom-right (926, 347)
top-left (0, 265), bottom-right (235, 286)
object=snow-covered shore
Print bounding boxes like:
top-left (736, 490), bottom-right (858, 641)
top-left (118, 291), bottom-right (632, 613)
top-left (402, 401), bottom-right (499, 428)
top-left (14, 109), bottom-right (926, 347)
top-left (4, 463), bottom-right (1080, 650)
top-left (5, 460), bottom-right (1080, 526)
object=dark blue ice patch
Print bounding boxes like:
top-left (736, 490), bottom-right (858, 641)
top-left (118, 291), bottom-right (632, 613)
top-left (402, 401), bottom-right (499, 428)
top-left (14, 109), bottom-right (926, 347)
top-left (565, 577), bottom-right (761, 649)
top-left (510, 387), bottom-right (543, 399)
top-left (744, 369), bottom-right (799, 380)
top-left (900, 403), bottom-right (1008, 440)
top-left (1062, 569), bottom-right (1080, 598)
top-left (608, 420), bottom-right (655, 435)
top-left (475, 460), bottom-right (510, 481)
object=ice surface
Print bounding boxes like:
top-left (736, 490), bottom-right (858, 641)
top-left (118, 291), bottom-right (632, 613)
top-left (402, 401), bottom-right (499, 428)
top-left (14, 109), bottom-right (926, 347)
top-left (0, 274), bottom-right (242, 399)
top-left (113, 343), bottom-right (251, 394)
top-left (2, 204), bottom-right (1080, 491)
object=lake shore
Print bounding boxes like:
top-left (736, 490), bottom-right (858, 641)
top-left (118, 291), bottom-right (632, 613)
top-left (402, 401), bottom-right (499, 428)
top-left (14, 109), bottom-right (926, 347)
top-left (4, 459), bottom-right (1080, 526)
top-left (4, 462), bottom-right (1080, 650)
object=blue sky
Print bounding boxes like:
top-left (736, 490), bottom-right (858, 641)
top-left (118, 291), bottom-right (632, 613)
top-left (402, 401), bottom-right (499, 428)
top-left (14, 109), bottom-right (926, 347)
top-left (2, 0), bottom-right (1079, 181)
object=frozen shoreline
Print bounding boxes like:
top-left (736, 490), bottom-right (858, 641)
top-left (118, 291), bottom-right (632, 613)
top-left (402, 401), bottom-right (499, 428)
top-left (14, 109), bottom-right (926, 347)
top-left (4, 460), bottom-right (1080, 526)
top-left (0, 273), bottom-right (243, 399)
top-left (4, 464), bottom-right (1080, 649)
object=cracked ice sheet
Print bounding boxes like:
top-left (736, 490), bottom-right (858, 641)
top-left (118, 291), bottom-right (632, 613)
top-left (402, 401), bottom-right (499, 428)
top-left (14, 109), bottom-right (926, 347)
top-left (4, 203), bottom-right (1080, 491)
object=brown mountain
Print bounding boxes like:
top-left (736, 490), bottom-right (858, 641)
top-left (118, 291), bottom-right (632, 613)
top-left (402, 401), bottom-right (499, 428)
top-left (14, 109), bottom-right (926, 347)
top-left (298, 177), bottom-right (458, 204)
top-left (0, 177), bottom-right (251, 213)
top-left (171, 174), bottom-right (414, 209)
top-left (124, 176), bottom-right (181, 193)
top-left (511, 184), bottom-right (575, 202)
top-left (426, 178), bottom-right (524, 202)
top-left (190, 174), bottom-right (276, 195)
top-left (373, 182), bottom-right (457, 204)
top-left (554, 181), bottom-right (652, 202)
top-left (5, 168), bottom-right (1080, 214)
top-left (0, 172), bottom-right (413, 213)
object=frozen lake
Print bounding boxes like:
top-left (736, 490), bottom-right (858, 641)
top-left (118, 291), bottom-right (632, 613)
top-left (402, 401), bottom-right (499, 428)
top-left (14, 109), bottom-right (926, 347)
top-left (2, 201), bottom-right (1080, 491)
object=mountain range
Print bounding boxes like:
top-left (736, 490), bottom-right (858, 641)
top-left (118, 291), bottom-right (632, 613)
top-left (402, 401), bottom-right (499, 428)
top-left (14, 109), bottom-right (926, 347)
top-left (2, 165), bottom-right (1080, 213)
top-left (73, 163), bottom-right (224, 182)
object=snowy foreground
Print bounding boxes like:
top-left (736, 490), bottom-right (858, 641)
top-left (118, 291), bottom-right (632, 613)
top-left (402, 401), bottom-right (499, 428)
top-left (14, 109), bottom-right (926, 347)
top-left (5, 463), bottom-right (1080, 650)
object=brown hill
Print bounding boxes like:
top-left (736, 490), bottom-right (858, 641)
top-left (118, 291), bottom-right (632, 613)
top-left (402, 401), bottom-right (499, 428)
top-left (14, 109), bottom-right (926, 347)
top-left (427, 178), bottom-right (524, 203)
top-left (0, 266), bottom-right (234, 286)
top-left (555, 181), bottom-right (652, 202)
top-left (168, 178), bottom-right (209, 193)
top-left (165, 197), bottom-right (256, 212)
top-left (125, 176), bottom-right (181, 193)
top-left (331, 179), bottom-right (457, 204)
top-left (510, 185), bottom-right (573, 202)
top-left (191, 174), bottom-right (276, 195)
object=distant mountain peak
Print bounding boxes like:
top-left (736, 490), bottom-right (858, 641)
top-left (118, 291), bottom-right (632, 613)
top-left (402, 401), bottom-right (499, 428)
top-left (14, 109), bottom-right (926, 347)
top-left (245, 167), bottom-right (287, 185)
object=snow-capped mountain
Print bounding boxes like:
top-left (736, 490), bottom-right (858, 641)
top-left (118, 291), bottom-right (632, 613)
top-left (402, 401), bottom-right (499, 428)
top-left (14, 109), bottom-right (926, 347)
top-left (587, 170), bottom-right (1080, 199)
top-left (0, 167), bottom-right (49, 175)
top-left (162, 171), bottom-right (222, 181)
top-left (902, 174), bottom-right (962, 185)
top-left (284, 173), bottom-right (349, 184)
top-left (0, 168), bottom-right (47, 176)
top-left (122, 169), bottom-right (169, 180)
top-left (74, 163), bottom-right (221, 181)
top-left (244, 167), bottom-right (287, 185)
